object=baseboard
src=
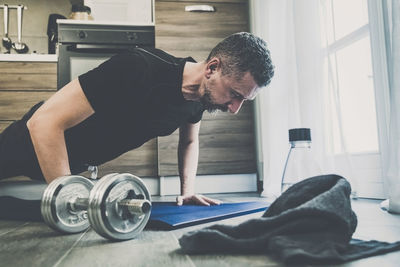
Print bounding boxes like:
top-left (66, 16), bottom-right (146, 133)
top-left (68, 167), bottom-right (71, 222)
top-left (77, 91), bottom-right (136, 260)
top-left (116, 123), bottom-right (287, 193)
top-left (0, 174), bottom-right (258, 197)
top-left (156, 173), bottom-right (258, 196)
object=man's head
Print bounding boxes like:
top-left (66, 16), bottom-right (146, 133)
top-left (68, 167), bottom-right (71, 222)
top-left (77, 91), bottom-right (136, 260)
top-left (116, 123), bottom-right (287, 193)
top-left (200, 32), bottom-right (274, 114)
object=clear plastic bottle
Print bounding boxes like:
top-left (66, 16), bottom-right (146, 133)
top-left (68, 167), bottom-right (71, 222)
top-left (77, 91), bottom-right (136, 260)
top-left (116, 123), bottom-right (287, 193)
top-left (281, 128), bottom-right (321, 193)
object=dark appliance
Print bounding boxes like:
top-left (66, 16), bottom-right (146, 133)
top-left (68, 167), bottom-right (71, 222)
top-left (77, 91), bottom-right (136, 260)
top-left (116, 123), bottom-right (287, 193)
top-left (47, 14), bottom-right (67, 54)
top-left (57, 20), bottom-right (155, 89)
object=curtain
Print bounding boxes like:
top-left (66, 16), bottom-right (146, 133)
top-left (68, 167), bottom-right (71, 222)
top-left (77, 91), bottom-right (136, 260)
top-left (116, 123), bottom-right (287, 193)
top-left (382, 0), bottom-right (400, 213)
top-left (250, 0), bottom-right (358, 200)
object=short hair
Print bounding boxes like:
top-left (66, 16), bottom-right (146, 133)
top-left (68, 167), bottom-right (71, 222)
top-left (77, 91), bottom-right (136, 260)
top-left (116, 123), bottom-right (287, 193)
top-left (206, 32), bottom-right (274, 87)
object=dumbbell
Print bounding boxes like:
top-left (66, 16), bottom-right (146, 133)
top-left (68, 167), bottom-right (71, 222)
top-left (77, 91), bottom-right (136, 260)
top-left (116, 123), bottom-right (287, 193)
top-left (41, 173), bottom-right (152, 240)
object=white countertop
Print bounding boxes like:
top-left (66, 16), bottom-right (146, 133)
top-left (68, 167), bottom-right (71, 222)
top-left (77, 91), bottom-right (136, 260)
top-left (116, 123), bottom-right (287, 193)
top-left (0, 54), bottom-right (58, 62)
top-left (57, 19), bottom-right (155, 27)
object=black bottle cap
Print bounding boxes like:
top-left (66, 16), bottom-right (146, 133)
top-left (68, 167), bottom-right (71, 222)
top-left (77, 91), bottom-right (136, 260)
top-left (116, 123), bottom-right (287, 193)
top-left (71, 4), bottom-right (91, 14)
top-left (289, 128), bottom-right (311, 142)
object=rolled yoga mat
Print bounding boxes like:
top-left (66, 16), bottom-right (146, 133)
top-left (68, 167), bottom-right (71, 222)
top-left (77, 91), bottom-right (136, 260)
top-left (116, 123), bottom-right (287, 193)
top-left (0, 181), bottom-right (46, 221)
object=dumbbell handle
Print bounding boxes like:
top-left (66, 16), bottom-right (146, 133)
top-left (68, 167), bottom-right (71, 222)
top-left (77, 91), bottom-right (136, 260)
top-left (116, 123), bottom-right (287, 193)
top-left (69, 197), bottom-right (89, 212)
top-left (69, 197), bottom-right (151, 215)
top-left (118, 199), bottom-right (152, 214)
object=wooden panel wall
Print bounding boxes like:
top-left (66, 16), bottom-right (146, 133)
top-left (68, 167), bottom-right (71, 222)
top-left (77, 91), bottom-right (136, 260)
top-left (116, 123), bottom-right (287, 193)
top-left (0, 62), bottom-right (57, 123)
top-left (0, 62), bottom-right (57, 90)
top-left (98, 140), bottom-right (158, 177)
top-left (155, 0), bottom-right (257, 176)
top-left (155, 0), bottom-right (249, 61)
top-left (158, 102), bottom-right (256, 175)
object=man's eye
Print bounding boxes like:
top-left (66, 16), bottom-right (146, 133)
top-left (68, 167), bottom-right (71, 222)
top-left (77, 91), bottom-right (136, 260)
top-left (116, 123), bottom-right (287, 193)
top-left (230, 91), bottom-right (241, 98)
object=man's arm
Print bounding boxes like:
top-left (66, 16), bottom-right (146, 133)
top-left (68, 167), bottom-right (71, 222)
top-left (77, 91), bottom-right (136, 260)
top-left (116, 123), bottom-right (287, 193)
top-left (176, 121), bottom-right (221, 206)
top-left (27, 79), bottom-right (94, 184)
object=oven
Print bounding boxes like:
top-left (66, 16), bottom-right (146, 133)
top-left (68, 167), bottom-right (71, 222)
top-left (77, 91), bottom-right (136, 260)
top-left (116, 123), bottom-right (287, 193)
top-left (56, 20), bottom-right (155, 89)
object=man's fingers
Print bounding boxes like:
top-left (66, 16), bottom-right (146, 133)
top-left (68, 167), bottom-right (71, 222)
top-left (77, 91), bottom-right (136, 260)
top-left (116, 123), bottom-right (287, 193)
top-left (176, 196), bottom-right (184, 206)
top-left (176, 194), bottom-right (222, 206)
top-left (201, 195), bottom-right (222, 205)
top-left (194, 195), bottom-right (210, 206)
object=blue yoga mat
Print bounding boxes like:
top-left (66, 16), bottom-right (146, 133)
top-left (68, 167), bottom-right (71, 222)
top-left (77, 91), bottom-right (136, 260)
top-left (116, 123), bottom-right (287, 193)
top-left (0, 187), bottom-right (269, 229)
top-left (148, 201), bottom-right (269, 229)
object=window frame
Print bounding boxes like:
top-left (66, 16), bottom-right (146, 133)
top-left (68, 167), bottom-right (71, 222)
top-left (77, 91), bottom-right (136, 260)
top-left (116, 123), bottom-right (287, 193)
top-left (322, 0), bottom-right (390, 198)
top-left (368, 0), bottom-right (391, 184)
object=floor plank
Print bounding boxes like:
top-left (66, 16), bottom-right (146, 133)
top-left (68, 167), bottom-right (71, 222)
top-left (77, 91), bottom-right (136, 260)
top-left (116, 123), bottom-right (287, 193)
top-left (0, 220), bottom-right (28, 236)
top-left (56, 229), bottom-right (194, 267)
top-left (0, 221), bottom-right (85, 267)
top-left (0, 195), bottom-right (400, 266)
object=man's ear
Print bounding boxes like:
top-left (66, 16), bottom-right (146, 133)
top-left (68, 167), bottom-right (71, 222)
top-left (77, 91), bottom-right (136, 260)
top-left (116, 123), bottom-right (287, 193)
top-left (206, 58), bottom-right (220, 75)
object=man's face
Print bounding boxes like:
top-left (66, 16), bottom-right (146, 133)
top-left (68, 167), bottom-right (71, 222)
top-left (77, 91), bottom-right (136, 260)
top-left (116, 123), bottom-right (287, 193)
top-left (200, 63), bottom-right (259, 114)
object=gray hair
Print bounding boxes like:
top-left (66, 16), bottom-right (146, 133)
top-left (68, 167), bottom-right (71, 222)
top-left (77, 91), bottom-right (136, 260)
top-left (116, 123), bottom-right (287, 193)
top-left (206, 32), bottom-right (274, 87)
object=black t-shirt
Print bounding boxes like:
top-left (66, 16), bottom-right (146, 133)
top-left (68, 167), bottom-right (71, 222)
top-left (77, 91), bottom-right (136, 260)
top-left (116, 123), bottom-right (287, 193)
top-left (15, 48), bottom-right (204, 178)
top-left (69, 47), bottom-right (204, 168)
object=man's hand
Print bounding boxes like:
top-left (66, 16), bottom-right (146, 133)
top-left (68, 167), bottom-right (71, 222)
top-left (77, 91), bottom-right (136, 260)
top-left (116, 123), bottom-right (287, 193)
top-left (176, 194), bottom-right (222, 206)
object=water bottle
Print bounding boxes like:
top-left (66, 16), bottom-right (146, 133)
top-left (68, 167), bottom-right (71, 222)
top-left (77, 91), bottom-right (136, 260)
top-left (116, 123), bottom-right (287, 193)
top-left (281, 128), bottom-right (320, 193)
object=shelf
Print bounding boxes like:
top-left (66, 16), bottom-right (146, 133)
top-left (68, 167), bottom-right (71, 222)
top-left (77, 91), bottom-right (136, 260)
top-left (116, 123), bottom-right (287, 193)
top-left (0, 54), bottom-right (57, 62)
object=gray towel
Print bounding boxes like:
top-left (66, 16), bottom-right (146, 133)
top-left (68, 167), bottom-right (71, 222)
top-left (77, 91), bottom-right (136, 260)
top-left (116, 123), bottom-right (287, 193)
top-left (179, 174), bottom-right (400, 264)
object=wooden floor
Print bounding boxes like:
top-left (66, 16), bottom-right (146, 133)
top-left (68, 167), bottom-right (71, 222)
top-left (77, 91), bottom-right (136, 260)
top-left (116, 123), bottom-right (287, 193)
top-left (0, 193), bottom-right (399, 267)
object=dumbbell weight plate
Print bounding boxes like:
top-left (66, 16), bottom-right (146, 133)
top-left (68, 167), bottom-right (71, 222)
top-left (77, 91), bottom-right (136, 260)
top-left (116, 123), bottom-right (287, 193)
top-left (86, 173), bottom-right (119, 238)
top-left (88, 173), bottom-right (152, 241)
top-left (41, 175), bottom-right (94, 233)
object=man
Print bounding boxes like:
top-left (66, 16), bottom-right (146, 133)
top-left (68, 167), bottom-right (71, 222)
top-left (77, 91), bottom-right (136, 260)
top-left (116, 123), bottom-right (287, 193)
top-left (0, 32), bottom-right (274, 206)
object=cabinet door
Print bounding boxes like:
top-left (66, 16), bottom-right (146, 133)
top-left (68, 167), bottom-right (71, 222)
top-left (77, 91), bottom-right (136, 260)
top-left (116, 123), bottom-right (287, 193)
top-left (97, 139), bottom-right (158, 177)
top-left (155, 0), bottom-right (249, 61)
top-left (0, 62), bottom-right (57, 90)
top-left (0, 62), bottom-right (56, 121)
top-left (158, 102), bottom-right (256, 176)
top-left (155, 0), bottom-right (256, 176)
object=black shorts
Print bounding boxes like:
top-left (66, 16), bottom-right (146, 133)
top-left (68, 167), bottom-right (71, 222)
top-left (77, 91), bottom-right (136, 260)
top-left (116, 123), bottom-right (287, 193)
top-left (0, 102), bottom-right (45, 181)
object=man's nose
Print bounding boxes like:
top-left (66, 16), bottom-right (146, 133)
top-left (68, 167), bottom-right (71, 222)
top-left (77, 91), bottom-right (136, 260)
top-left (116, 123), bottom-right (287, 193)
top-left (228, 98), bottom-right (245, 114)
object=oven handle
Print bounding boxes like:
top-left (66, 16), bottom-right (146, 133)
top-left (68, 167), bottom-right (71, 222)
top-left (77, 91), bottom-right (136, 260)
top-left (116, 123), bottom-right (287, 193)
top-left (66, 44), bottom-right (138, 53)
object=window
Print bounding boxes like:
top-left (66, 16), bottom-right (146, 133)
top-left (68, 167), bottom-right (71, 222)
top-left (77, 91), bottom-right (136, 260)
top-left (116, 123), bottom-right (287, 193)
top-left (322, 0), bottom-right (379, 154)
top-left (320, 0), bottom-right (389, 198)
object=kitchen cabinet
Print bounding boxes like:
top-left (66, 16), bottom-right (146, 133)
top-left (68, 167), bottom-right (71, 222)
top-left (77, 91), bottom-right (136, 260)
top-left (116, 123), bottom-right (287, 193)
top-left (0, 60), bottom-right (157, 179)
top-left (97, 140), bottom-right (158, 177)
top-left (155, 0), bottom-right (257, 176)
top-left (0, 61), bottom-right (56, 125)
top-left (155, 0), bottom-right (249, 61)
